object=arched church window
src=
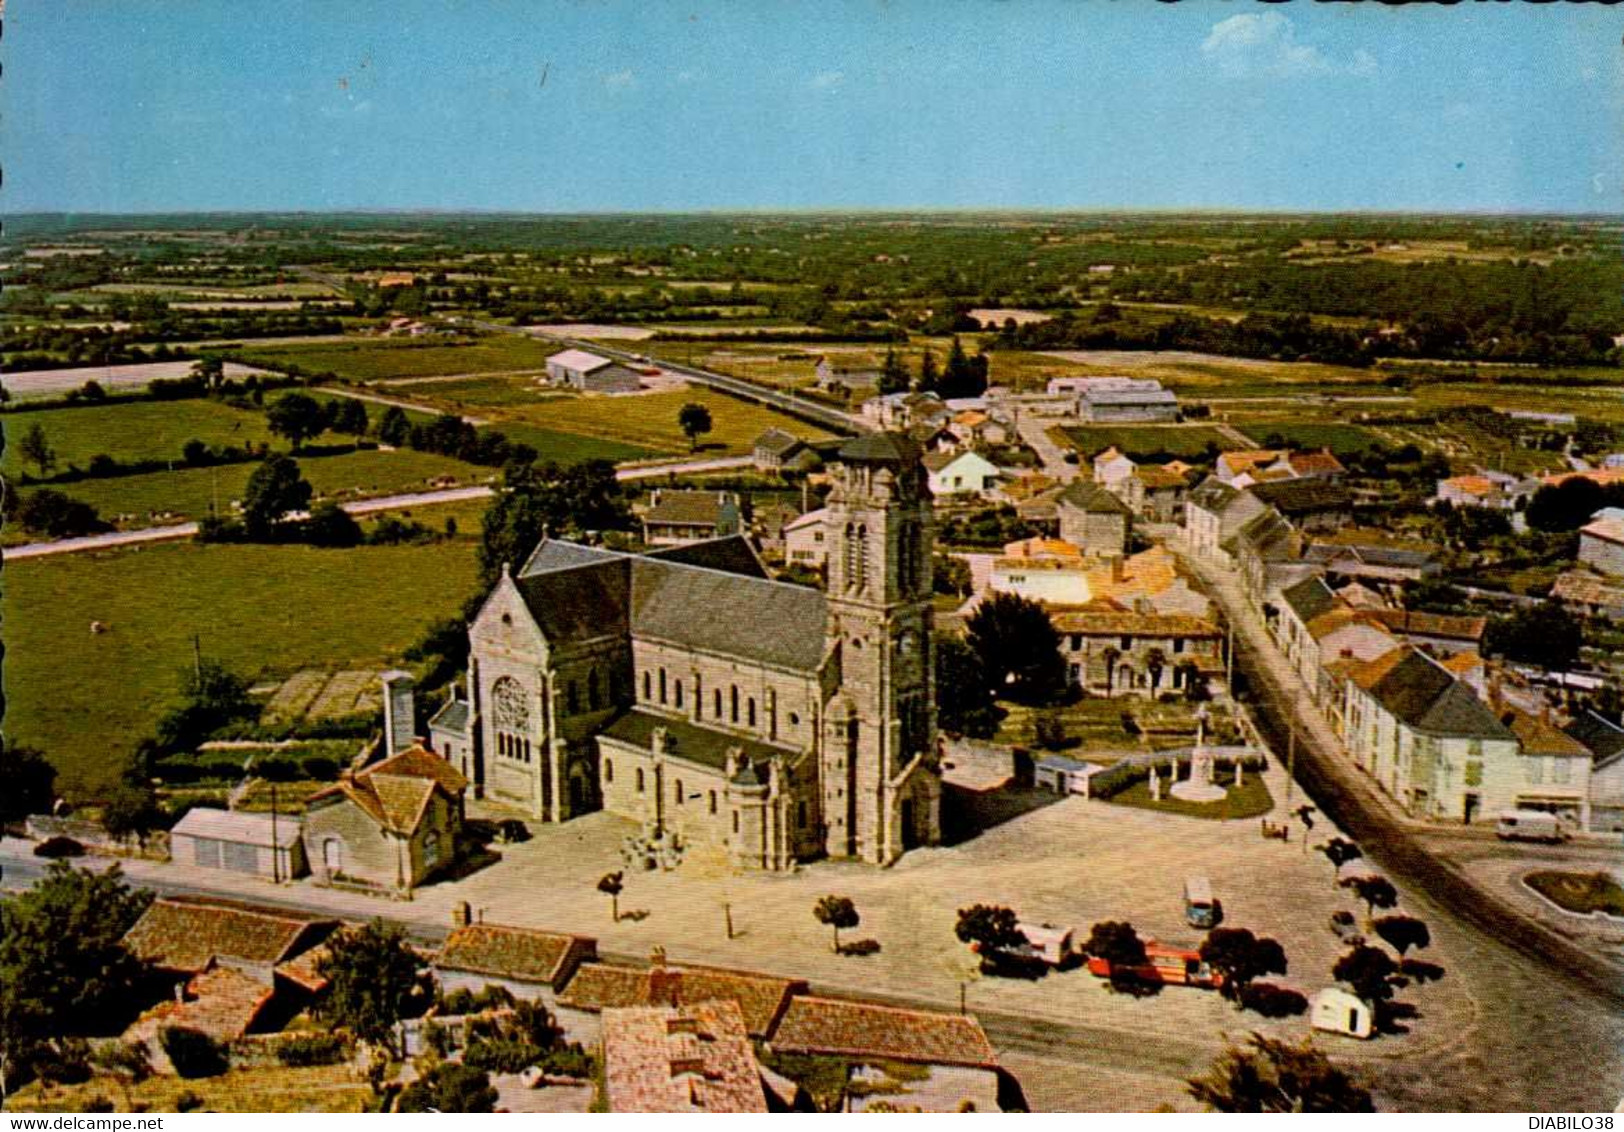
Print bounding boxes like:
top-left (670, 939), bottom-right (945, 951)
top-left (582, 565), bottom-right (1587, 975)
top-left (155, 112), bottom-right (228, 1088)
top-left (675, 679), bottom-right (684, 709)
top-left (675, 779), bottom-right (685, 806)
top-left (748, 698), bottom-right (757, 727)
top-left (603, 758), bottom-right (614, 784)
top-left (566, 680), bottom-right (580, 715)
top-left (636, 768), bottom-right (645, 793)
top-left (659, 668), bottom-right (667, 704)
top-left (853, 524), bottom-right (869, 593)
top-left (714, 688), bottom-right (723, 718)
top-left (643, 671), bottom-right (652, 700)
top-left (731, 686), bottom-right (740, 723)
top-left (588, 668), bottom-right (602, 712)
top-left (492, 677), bottom-right (530, 732)
top-left (842, 523), bottom-right (857, 592)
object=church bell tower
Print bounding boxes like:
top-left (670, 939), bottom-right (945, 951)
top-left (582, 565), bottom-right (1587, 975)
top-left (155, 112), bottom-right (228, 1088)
top-left (821, 432), bottom-right (941, 864)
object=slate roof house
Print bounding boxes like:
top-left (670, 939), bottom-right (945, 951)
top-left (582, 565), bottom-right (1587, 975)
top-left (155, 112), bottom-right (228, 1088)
top-left (1340, 646), bottom-right (1521, 824)
top-left (641, 490), bottom-right (743, 546)
top-left (445, 434), bottom-right (944, 868)
top-left (752, 428), bottom-right (820, 474)
top-left (1056, 480), bottom-right (1131, 558)
top-left (302, 746), bottom-right (468, 894)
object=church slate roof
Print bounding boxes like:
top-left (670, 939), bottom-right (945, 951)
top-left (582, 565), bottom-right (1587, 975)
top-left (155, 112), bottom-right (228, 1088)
top-left (629, 559), bottom-right (827, 672)
top-left (508, 539), bottom-right (827, 672)
top-left (429, 699), bottom-right (470, 737)
top-left (643, 535), bottom-right (767, 579)
top-left (838, 431), bottom-right (920, 466)
top-left (598, 708), bottom-right (802, 772)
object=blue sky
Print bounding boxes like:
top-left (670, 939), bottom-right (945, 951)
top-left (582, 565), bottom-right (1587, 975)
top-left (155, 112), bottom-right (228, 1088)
top-left (7, 2), bottom-right (1622, 214)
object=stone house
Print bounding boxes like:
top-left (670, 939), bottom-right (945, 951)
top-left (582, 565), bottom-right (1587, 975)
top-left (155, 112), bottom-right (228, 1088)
top-left (557, 957), bottom-right (806, 1046)
top-left (1051, 608), bottom-right (1223, 697)
top-left (752, 428), bottom-right (821, 474)
top-left (1563, 710), bottom-right (1624, 832)
top-left (1183, 476), bottom-right (1266, 563)
top-left (783, 506), bottom-right (830, 569)
top-left (302, 746), bottom-right (468, 894)
top-left (1248, 478), bottom-right (1355, 535)
top-left (1578, 512), bottom-right (1624, 578)
top-left (641, 490), bottom-right (743, 546)
top-left (434, 922), bottom-right (598, 1010)
top-left (1055, 481), bottom-right (1131, 558)
top-left (1091, 447), bottom-right (1137, 493)
top-left (1502, 704), bottom-right (1594, 828)
top-left (1123, 464), bottom-right (1191, 522)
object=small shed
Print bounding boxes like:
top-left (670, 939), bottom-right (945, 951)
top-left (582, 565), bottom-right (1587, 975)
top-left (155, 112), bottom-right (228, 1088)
top-left (1034, 755), bottom-right (1104, 797)
top-left (1309, 987), bottom-right (1374, 1039)
top-left (169, 808), bottom-right (306, 880)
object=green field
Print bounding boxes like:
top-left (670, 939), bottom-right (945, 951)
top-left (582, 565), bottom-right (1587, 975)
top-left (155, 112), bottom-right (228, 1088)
top-left (1239, 422), bottom-right (1387, 458)
top-left (389, 374), bottom-right (569, 406)
top-left (3, 538), bottom-right (485, 797)
top-left (1054, 424), bottom-right (1234, 459)
top-left (481, 420), bottom-right (656, 465)
top-left (2, 400), bottom-right (275, 476)
top-left (495, 387), bottom-right (836, 455)
top-left (9, 447), bottom-right (486, 538)
top-left (241, 336), bottom-right (560, 381)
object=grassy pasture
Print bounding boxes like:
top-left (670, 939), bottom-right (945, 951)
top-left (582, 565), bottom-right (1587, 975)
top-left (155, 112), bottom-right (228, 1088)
top-left (242, 335), bottom-right (560, 381)
top-left (8, 447), bottom-right (486, 539)
top-left (496, 387), bottom-right (837, 455)
top-left (3, 538), bottom-right (483, 797)
top-left (1032, 349), bottom-right (1379, 394)
top-left (2, 399), bottom-right (275, 475)
top-left (1239, 422), bottom-right (1388, 458)
top-left (389, 374), bottom-right (570, 407)
top-left (1054, 424), bottom-right (1234, 459)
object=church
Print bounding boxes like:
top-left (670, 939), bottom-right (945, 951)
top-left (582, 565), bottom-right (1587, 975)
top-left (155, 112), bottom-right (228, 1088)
top-left (433, 433), bottom-right (943, 869)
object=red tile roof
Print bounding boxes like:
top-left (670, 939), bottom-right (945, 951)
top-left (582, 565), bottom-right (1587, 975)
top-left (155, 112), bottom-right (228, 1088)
top-left (306, 745), bottom-right (467, 834)
top-left (560, 962), bottom-right (806, 1038)
top-left (123, 896), bottom-right (335, 974)
top-left (603, 1000), bottom-right (766, 1113)
top-left (436, 924), bottom-right (596, 987)
top-left (769, 996), bottom-right (998, 1069)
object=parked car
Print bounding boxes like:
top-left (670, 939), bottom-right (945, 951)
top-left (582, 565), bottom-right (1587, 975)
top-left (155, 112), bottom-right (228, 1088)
top-left (496, 819), bottom-right (531, 844)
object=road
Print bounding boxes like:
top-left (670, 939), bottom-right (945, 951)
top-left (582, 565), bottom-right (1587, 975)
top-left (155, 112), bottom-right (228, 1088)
top-left (1013, 412), bottom-right (1080, 480)
top-left (4, 459), bottom-right (753, 560)
top-left (1179, 545), bottom-right (1624, 1110)
top-left (459, 317), bottom-right (870, 437)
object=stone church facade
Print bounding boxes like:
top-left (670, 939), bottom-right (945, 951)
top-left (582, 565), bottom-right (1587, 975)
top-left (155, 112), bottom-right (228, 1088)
top-left (446, 433), bottom-right (942, 868)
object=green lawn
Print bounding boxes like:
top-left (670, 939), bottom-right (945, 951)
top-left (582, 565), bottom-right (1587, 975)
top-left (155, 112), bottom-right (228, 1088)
top-left (240, 336), bottom-right (561, 381)
top-left (1242, 422), bottom-right (1387, 458)
top-left (10, 447), bottom-right (487, 538)
top-left (1054, 424), bottom-right (1234, 460)
top-left (3, 539), bottom-right (485, 798)
top-left (1525, 871), bottom-right (1624, 917)
top-left (2, 400), bottom-right (275, 476)
top-left (390, 375), bottom-right (571, 406)
top-left (1106, 771), bottom-right (1275, 820)
top-left (481, 420), bottom-right (657, 465)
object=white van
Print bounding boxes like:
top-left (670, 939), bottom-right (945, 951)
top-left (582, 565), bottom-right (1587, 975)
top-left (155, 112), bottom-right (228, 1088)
top-left (1495, 810), bottom-right (1566, 843)
top-left (1184, 875), bottom-right (1219, 929)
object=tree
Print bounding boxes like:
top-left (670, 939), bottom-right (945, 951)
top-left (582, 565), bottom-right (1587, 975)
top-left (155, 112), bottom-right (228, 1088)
top-left (598, 871), bottom-right (624, 923)
top-left (189, 356), bottom-right (225, 390)
top-left (15, 490), bottom-right (105, 538)
top-left (1483, 606), bottom-right (1582, 671)
top-left (398, 1062), bottom-right (498, 1113)
top-left (160, 1027), bottom-right (228, 1078)
top-left (963, 592), bottom-right (1067, 704)
top-left (477, 460), bottom-right (631, 586)
top-left (877, 347), bottom-right (909, 395)
top-left (156, 657), bottom-right (259, 753)
top-left (935, 635), bottom-right (999, 738)
top-left (1317, 838), bottom-right (1362, 885)
top-left (1200, 928), bottom-right (1288, 1004)
top-left (1085, 921), bottom-right (1147, 969)
top-left (1332, 944), bottom-right (1399, 1005)
top-left (335, 398), bottom-right (369, 441)
top-left (813, 895), bottom-right (860, 954)
top-left (0, 863), bottom-right (153, 1099)
top-left (1145, 647), bottom-right (1168, 693)
top-left (99, 780), bottom-right (163, 846)
top-left (1186, 1033), bottom-right (1374, 1113)
top-left (677, 402), bottom-right (713, 451)
top-left (315, 920), bottom-right (423, 1055)
top-left (1341, 875), bottom-right (1398, 923)
top-left (377, 405), bottom-right (411, 446)
top-left (0, 746), bottom-right (57, 824)
top-left (19, 422), bottom-right (56, 478)
top-left (917, 346), bottom-right (938, 393)
top-left (1372, 915), bottom-right (1431, 957)
top-left (305, 501), bottom-right (362, 548)
top-left (265, 392), bottom-right (329, 451)
top-left (1525, 476), bottom-right (1609, 532)
top-left (954, 904), bottom-right (1027, 959)
top-left (241, 453), bottom-right (312, 537)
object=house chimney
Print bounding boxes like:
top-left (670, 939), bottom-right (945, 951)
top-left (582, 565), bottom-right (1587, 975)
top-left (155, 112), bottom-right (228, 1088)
top-left (381, 671), bottom-right (416, 758)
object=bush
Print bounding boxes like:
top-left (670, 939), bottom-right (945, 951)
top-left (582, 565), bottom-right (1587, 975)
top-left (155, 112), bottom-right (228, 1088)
top-left (81, 1096), bottom-right (115, 1113)
top-left (175, 1091), bottom-right (206, 1113)
top-left (302, 756), bottom-right (340, 781)
top-left (88, 454), bottom-right (120, 477)
top-left (35, 1038), bottom-right (93, 1086)
top-left (34, 836), bottom-right (85, 858)
top-left (275, 1033), bottom-right (349, 1067)
top-left (1238, 983), bottom-right (1309, 1018)
top-left (257, 757), bottom-right (301, 783)
top-left (160, 1026), bottom-right (229, 1078)
top-left (540, 1044), bottom-right (594, 1078)
top-left (463, 1037), bottom-right (542, 1074)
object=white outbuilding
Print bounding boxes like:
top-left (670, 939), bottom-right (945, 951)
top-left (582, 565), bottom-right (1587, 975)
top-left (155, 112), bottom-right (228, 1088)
top-left (1309, 987), bottom-right (1374, 1039)
top-left (169, 807), bottom-right (306, 880)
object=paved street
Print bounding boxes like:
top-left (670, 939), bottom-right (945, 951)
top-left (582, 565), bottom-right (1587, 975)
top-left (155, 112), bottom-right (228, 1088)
top-left (1014, 412), bottom-right (1080, 481)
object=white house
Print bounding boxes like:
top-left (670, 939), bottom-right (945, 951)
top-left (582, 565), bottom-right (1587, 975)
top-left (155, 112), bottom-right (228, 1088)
top-left (546, 349), bottom-right (643, 393)
top-left (1092, 446), bottom-right (1137, 493)
top-left (1341, 646), bottom-right (1521, 825)
top-left (989, 556), bottom-right (1092, 605)
top-left (924, 449), bottom-right (1000, 497)
top-left (783, 506), bottom-right (830, 569)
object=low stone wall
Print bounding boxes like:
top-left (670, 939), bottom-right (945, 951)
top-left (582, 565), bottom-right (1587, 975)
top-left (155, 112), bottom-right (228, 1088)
top-left (25, 814), bottom-right (170, 860)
